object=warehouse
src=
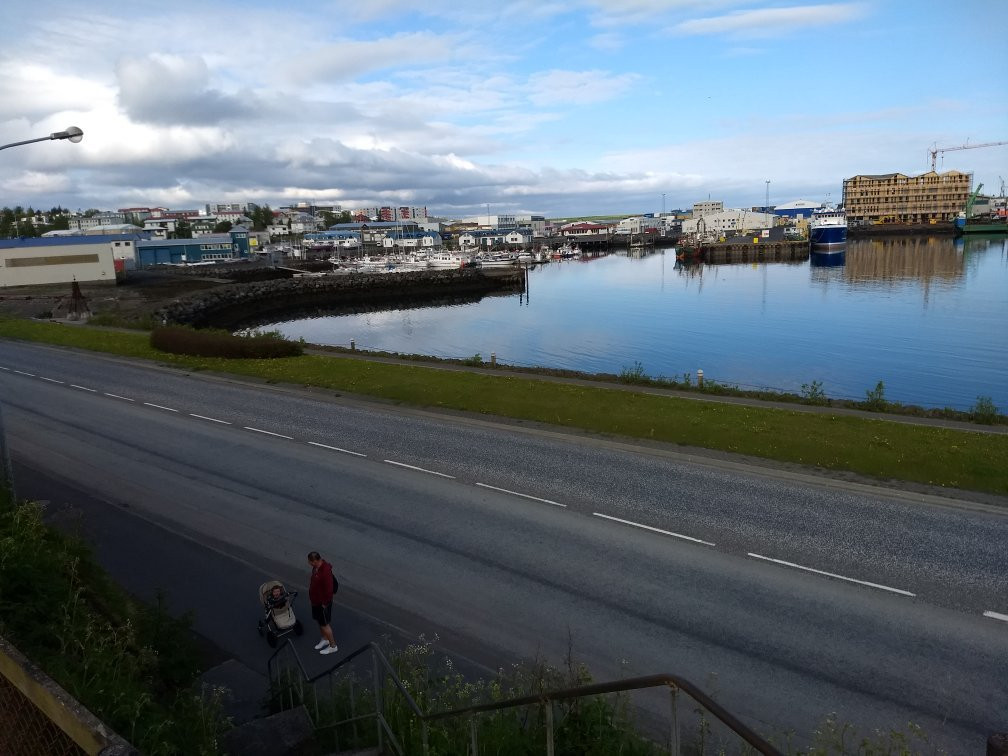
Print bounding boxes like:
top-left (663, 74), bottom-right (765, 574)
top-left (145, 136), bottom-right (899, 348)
top-left (136, 228), bottom-right (251, 266)
top-left (0, 235), bottom-right (137, 288)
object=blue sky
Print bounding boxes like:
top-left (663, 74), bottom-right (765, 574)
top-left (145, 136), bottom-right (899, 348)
top-left (1, 1), bottom-right (1005, 217)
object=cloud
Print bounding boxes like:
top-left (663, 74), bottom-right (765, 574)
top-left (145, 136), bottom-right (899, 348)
top-left (286, 33), bottom-right (456, 83)
top-left (116, 54), bottom-right (256, 125)
top-left (527, 70), bottom-right (640, 106)
top-left (671, 3), bottom-right (868, 37)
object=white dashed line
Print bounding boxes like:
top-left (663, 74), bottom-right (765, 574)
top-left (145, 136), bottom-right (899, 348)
top-left (747, 553), bottom-right (916, 597)
top-left (40, 377), bottom-right (64, 384)
top-left (14, 370), bottom-right (36, 377)
top-left (594, 512), bottom-right (715, 546)
top-left (383, 460), bottom-right (455, 479)
top-left (104, 393), bottom-right (135, 402)
top-left (308, 441), bottom-right (366, 457)
top-left (190, 413), bottom-right (231, 425)
top-left (0, 366), bottom-right (9, 370)
top-left (984, 611), bottom-right (1008, 623)
top-left (475, 482), bottom-right (565, 507)
top-left (244, 426), bottom-right (293, 440)
top-left (70, 384), bottom-right (97, 392)
top-left (144, 402), bottom-right (179, 412)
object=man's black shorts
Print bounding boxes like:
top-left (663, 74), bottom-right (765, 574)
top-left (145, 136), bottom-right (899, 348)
top-left (312, 601), bottom-right (333, 626)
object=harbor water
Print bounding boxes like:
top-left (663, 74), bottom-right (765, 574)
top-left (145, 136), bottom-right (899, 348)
top-left (261, 235), bottom-right (1008, 411)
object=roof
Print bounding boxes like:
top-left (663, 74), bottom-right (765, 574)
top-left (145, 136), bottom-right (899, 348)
top-left (0, 234), bottom-right (143, 249)
top-left (138, 233), bottom-right (234, 248)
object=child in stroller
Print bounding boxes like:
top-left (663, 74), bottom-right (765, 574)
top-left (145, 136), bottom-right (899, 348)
top-left (257, 580), bottom-right (304, 647)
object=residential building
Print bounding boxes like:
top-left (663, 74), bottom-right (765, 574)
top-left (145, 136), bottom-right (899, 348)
top-left (69, 212), bottom-right (127, 232)
top-left (842, 170), bottom-right (971, 225)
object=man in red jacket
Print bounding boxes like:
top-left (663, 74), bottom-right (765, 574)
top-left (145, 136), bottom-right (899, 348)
top-left (308, 551), bottom-right (338, 655)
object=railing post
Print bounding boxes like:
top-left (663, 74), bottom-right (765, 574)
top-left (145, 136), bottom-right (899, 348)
top-left (372, 651), bottom-right (385, 753)
top-left (669, 685), bottom-right (680, 756)
top-left (469, 714), bottom-right (478, 755)
top-left (545, 701), bottom-right (555, 756)
top-left (349, 677), bottom-right (358, 746)
top-left (422, 720), bottom-right (430, 756)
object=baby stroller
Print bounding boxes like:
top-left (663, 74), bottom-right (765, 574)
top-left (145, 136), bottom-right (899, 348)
top-left (256, 580), bottom-right (304, 647)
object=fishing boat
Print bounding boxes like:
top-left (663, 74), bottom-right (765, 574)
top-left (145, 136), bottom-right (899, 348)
top-left (809, 207), bottom-right (847, 246)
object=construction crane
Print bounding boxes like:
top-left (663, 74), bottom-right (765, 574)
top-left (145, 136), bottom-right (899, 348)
top-left (929, 140), bottom-right (1008, 171)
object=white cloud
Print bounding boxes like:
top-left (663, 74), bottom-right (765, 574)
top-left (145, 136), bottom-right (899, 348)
top-left (285, 33), bottom-right (457, 83)
top-left (671, 3), bottom-right (868, 37)
top-left (527, 70), bottom-right (640, 106)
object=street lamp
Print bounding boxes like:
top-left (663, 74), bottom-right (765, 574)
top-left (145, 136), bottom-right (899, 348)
top-left (0, 126), bottom-right (84, 151)
top-left (0, 124), bottom-right (84, 501)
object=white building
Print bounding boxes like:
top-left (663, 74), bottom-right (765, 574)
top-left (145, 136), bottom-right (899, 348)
top-left (0, 235), bottom-right (132, 287)
top-left (692, 201), bottom-right (723, 218)
top-left (681, 209), bottom-right (776, 237)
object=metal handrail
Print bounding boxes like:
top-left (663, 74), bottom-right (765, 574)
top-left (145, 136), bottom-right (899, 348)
top-left (267, 641), bottom-right (782, 756)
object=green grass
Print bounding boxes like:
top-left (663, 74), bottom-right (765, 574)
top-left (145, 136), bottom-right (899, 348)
top-left (2, 317), bottom-right (1007, 495)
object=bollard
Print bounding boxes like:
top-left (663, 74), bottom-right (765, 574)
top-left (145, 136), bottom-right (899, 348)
top-left (350, 339), bottom-right (356, 351)
top-left (490, 353), bottom-right (496, 367)
top-left (697, 369), bottom-right (704, 388)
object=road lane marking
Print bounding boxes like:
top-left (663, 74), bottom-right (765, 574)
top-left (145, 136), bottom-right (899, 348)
top-left (244, 426), bottom-right (294, 440)
top-left (144, 402), bottom-right (179, 412)
top-left (0, 366), bottom-right (9, 370)
top-left (104, 393), bottom-right (135, 402)
top-left (308, 441), bottom-right (366, 457)
top-left (383, 460), bottom-right (455, 479)
top-left (40, 377), bottom-right (64, 384)
top-left (984, 611), bottom-right (1008, 623)
top-left (475, 482), bottom-right (566, 507)
top-left (14, 370), bottom-right (36, 377)
top-left (594, 513), bottom-right (715, 546)
top-left (70, 384), bottom-right (97, 392)
top-left (190, 413), bottom-right (231, 425)
top-left (747, 553), bottom-right (916, 597)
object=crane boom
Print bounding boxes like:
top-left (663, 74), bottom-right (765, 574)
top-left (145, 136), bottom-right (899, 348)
top-left (929, 140), bottom-right (1008, 171)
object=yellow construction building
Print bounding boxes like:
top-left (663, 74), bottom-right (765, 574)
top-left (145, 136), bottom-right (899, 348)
top-left (842, 170), bottom-right (971, 226)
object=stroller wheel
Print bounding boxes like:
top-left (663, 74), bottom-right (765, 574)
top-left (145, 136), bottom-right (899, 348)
top-left (266, 629), bottom-right (278, 648)
top-left (294, 619), bottom-right (304, 636)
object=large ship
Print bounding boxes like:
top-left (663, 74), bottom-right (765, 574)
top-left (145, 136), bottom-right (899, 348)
top-left (809, 207), bottom-right (847, 246)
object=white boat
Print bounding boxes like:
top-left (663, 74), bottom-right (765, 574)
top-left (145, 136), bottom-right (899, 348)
top-left (478, 252), bottom-right (518, 268)
top-left (427, 251), bottom-right (472, 269)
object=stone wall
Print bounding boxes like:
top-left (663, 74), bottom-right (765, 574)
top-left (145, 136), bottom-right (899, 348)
top-left (155, 268), bottom-right (524, 329)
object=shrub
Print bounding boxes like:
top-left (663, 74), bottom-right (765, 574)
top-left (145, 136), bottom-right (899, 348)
top-left (150, 326), bottom-right (302, 359)
top-left (619, 361), bottom-right (648, 384)
top-left (801, 380), bottom-right (828, 406)
top-left (862, 380), bottom-right (888, 412)
top-left (970, 395), bottom-right (1001, 425)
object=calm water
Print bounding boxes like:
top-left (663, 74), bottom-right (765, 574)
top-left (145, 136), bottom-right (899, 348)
top-left (263, 236), bottom-right (1008, 411)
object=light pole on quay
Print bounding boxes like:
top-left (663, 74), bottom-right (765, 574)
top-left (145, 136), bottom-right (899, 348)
top-left (0, 125), bottom-right (85, 501)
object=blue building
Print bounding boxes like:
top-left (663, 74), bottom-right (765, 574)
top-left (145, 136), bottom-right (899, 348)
top-left (137, 228), bottom-right (250, 266)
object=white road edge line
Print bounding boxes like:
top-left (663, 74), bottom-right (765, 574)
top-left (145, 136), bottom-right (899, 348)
top-left (383, 460), bottom-right (455, 479)
top-left (308, 441), bottom-right (366, 457)
top-left (475, 482), bottom-right (566, 508)
top-left (244, 426), bottom-right (294, 440)
top-left (747, 553), bottom-right (916, 597)
top-left (190, 413), bottom-right (231, 425)
top-left (594, 512), bottom-right (715, 546)
top-left (70, 384), bottom-right (97, 392)
top-left (14, 370), bottom-right (36, 377)
top-left (983, 610), bottom-right (1008, 623)
top-left (144, 402), bottom-right (179, 412)
top-left (104, 393), bottom-right (135, 402)
top-left (40, 377), bottom-right (64, 384)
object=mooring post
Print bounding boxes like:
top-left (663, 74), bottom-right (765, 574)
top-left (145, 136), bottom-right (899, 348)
top-left (490, 353), bottom-right (496, 367)
top-left (697, 369), bottom-right (704, 388)
top-left (350, 338), bottom-right (356, 351)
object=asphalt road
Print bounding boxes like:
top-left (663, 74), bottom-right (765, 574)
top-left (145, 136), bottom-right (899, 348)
top-left (2, 339), bottom-right (1006, 751)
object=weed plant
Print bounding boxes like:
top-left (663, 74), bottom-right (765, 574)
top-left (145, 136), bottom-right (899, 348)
top-left (151, 325), bottom-right (303, 358)
top-left (0, 496), bottom-right (228, 754)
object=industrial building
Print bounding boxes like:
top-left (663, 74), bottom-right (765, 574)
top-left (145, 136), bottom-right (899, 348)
top-left (842, 170), bottom-right (971, 226)
top-left (0, 235), bottom-right (137, 288)
top-left (135, 228), bottom-right (251, 266)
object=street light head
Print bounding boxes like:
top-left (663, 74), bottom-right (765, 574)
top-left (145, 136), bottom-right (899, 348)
top-left (51, 126), bottom-right (84, 143)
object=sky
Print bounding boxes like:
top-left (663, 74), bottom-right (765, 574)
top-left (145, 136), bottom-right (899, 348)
top-left (1, 1), bottom-right (1006, 218)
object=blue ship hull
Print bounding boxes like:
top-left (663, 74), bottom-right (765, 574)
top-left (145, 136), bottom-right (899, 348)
top-left (810, 249), bottom-right (845, 266)
top-left (810, 226), bottom-right (847, 246)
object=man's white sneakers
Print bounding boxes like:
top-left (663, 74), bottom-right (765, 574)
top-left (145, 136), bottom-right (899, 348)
top-left (314, 639), bottom-right (330, 650)
top-left (320, 645), bottom-right (339, 655)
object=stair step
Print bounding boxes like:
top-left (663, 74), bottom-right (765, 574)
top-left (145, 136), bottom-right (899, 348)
top-left (198, 658), bottom-right (269, 725)
top-left (221, 705), bottom-right (315, 756)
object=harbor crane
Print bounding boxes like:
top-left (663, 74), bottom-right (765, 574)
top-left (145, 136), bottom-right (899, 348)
top-left (928, 140), bottom-right (1008, 171)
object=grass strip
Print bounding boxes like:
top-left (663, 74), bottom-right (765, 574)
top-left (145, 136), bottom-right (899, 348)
top-left (2, 317), bottom-right (1006, 495)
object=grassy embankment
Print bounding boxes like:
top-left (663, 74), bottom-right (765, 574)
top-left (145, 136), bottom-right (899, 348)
top-left (1, 317), bottom-right (1006, 496)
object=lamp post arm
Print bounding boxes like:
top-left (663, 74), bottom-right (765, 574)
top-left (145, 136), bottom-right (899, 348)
top-left (0, 136), bottom-right (52, 151)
